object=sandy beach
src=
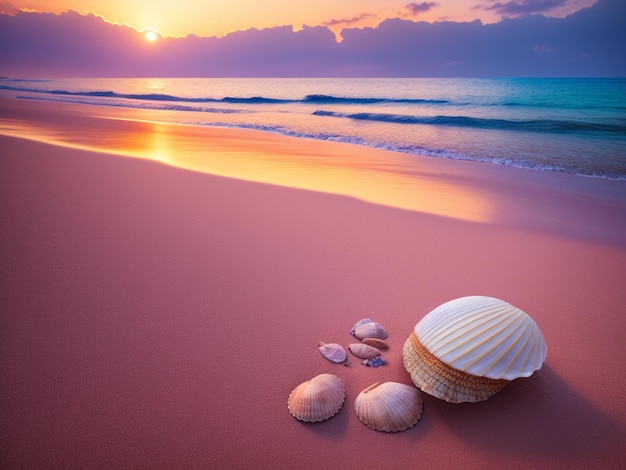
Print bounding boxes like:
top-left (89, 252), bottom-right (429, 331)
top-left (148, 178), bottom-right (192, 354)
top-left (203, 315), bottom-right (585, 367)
top-left (1, 97), bottom-right (625, 468)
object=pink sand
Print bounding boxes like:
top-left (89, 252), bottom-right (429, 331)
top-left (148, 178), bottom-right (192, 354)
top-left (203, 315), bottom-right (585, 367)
top-left (1, 97), bottom-right (625, 469)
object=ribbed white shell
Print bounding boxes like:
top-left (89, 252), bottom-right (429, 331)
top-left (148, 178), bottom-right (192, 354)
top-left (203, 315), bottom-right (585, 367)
top-left (354, 382), bottom-right (423, 432)
top-left (415, 296), bottom-right (547, 381)
top-left (287, 374), bottom-right (345, 423)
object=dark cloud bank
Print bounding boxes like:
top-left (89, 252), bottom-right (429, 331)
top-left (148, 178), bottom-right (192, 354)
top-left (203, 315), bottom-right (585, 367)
top-left (0, 0), bottom-right (623, 77)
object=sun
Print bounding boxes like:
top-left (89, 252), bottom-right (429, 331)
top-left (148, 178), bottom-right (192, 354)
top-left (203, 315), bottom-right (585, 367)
top-left (144, 30), bottom-right (158, 42)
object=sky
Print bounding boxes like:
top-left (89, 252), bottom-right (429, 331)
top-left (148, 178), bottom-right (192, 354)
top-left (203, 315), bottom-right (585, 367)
top-left (0, 0), bottom-right (623, 77)
top-left (0, 0), bottom-right (598, 39)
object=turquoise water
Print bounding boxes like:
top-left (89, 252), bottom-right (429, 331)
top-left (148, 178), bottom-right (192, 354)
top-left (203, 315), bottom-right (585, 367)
top-left (2, 77), bottom-right (625, 179)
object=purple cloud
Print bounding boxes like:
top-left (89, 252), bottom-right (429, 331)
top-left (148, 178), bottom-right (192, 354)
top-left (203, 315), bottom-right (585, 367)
top-left (405, 2), bottom-right (438, 16)
top-left (0, 0), bottom-right (623, 78)
top-left (482, 0), bottom-right (567, 16)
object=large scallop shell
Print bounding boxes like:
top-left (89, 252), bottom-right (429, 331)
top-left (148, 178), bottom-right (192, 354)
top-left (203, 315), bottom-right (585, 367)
top-left (354, 322), bottom-right (387, 340)
top-left (348, 343), bottom-right (382, 359)
top-left (354, 382), bottom-right (423, 432)
top-left (318, 342), bottom-right (347, 363)
top-left (288, 374), bottom-right (345, 422)
top-left (403, 296), bottom-right (547, 403)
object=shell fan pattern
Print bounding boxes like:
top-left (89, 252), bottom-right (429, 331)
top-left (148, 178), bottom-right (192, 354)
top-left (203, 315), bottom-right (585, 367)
top-left (403, 296), bottom-right (547, 403)
top-left (288, 374), bottom-right (346, 423)
top-left (354, 382), bottom-right (423, 432)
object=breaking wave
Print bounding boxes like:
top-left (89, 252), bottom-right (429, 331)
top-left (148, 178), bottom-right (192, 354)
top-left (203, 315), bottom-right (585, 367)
top-left (312, 110), bottom-right (626, 136)
top-left (0, 84), bottom-right (449, 106)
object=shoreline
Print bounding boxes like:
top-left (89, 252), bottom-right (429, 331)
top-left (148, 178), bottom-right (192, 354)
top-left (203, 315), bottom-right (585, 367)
top-left (1, 96), bottom-right (625, 468)
top-left (2, 76), bottom-right (626, 182)
top-left (2, 96), bottom-right (625, 247)
top-left (5, 91), bottom-right (626, 182)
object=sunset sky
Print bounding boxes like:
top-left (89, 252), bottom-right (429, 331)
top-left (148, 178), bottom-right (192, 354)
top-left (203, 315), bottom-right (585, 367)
top-left (1, 0), bottom-right (598, 38)
top-left (1, 0), bottom-right (622, 77)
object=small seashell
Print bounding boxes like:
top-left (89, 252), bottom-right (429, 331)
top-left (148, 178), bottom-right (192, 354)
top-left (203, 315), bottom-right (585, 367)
top-left (354, 322), bottom-right (387, 340)
top-left (361, 338), bottom-right (389, 350)
top-left (403, 296), bottom-right (547, 403)
top-left (288, 374), bottom-right (345, 423)
top-left (350, 318), bottom-right (373, 336)
top-left (318, 342), bottom-right (347, 363)
top-left (348, 343), bottom-right (382, 359)
top-left (354, 382), bottom-right (423, 432)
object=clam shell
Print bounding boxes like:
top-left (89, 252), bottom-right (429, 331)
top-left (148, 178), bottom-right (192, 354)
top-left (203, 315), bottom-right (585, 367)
top-left (348, 343), bottom-right (382, 359)
top-left (350, 318), bottom-right (373, 335)
top-left (354, 322), bottom-right (387, 340)
top-left (403, 332), bottom-right (508, 403)
top-left (403, 296), bottom-right (547, 403)
top-left (288, 374), bottom-right (345, 422)
top-left (361, 338), bottom-right (389, 350)
top-left (318, 342), bottom-right (347, 363)
top-left (354, 382), bottom-right (423, 432)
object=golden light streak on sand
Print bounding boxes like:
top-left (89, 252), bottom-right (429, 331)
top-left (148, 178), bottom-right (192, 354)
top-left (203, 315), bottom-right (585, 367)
top-left (0, 100), bottom-right (494, 223)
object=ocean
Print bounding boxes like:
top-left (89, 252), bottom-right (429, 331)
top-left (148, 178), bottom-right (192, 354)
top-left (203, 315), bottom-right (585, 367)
top-left (2, 77), bottom-right (625, 180)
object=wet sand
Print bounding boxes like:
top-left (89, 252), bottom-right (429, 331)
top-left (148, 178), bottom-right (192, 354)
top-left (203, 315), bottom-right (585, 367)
top-left (1, 97), bottom-right (625, 468)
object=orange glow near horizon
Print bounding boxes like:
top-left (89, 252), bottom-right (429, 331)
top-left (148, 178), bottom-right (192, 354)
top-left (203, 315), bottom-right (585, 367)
top-left (1, 1), bottom-right (598, 39)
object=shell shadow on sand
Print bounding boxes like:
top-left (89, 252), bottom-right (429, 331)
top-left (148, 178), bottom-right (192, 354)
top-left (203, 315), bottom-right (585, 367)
top-left (294, 397), bottom-right (350, 440)
top-left (424, 364), bottom-right (625, 460)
